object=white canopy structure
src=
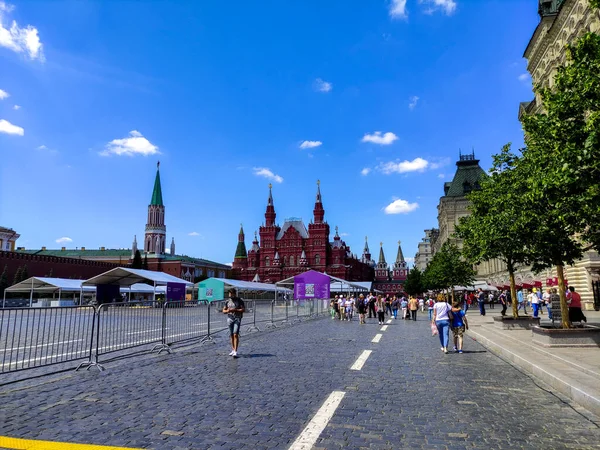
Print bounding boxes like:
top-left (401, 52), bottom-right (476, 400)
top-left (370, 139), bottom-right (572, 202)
top-left (3, 277), bottom-right (95, 307)
top-left (196, 278), bottom-right (292, 294)
top-left (276, 270), bottom-right (369, 297)
top-left (83, 267), bottom-right (193, 302)
top-left (330, 281), bottom-right (380, 294)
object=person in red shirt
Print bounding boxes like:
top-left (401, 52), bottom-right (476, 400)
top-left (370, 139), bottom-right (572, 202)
top-left (567, 286), bottom-right (587, 325)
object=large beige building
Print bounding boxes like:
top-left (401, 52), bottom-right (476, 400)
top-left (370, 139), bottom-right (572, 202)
top-left (414, 229), bottom-right (437, 271)
top-left (489, 0), bottom-right (600, 308)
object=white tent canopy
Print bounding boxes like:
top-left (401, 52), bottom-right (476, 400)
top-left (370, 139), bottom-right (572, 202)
top-left (275, 270), bottom-right (369, 294)
top-left (3, 277), bottom-right (96, 308)
top-left (195, 278), bottom-right (292, 294)
top-left (83, 267), bottom-right (193, 288)
top-left (330, 281), bottom-right (379, 293)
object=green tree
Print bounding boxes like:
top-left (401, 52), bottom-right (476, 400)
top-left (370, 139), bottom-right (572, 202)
top-left (131, 250), bottom-right (143, 269)
top-left (403, 267), bottom-right (423, 297)
top-left (456, 144), bottom-right (534, 318)
top-left (422, 242), bottom-right (476, 302)
top-left (21, 265), bottom-right (29, 282)
top-left (520, 32), bottom-right (600, 327)
top-left (142, 254), bottom-right (149, 270)
top-left (0, 265), bottom-right (8, 296)
top-left (12, 266), bottom-right (23, 286)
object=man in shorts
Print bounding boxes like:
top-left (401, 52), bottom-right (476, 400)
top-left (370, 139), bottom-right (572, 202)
top-left (223, 288), bottom-right (245, 357)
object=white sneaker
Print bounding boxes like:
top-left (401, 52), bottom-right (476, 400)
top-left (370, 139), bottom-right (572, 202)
top-left (232, 351), bottom-right (237, 357)
top-left (229, 350), bottom-right (235, 356)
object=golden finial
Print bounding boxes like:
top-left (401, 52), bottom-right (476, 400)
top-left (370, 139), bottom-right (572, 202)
top-left (398, 240), bottom-right (401, 245)
top-left (317, 179), bottom-right (320, 186)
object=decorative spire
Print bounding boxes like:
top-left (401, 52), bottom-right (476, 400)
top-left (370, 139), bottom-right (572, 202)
top-left (234, 225), bottom-right (248, 259)
top-left (265, 184), bottom-right (276, 226)
top-left (150, 163), bottom-right (163, 206)
top-left (378, 242), bottom-right (386, 265)
top-left (313, 180), bottom-right (325, 224)
top-left (396, 240), bottom-right (404, 263)
top-left (131, 235), bottom-right (138, 257)
top-left (363, 236), bottom-right (370, 253)
top-left (170, 237), bottom-right (176, 256)
top-left (250, 231), bottom-right (260, 252)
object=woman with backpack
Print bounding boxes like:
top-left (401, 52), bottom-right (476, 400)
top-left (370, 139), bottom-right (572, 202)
top-left (432, 297), bottom-right (453, 354)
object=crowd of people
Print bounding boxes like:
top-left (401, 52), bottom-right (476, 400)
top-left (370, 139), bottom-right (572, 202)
top-left (330, 293), bottom-right (433, 325)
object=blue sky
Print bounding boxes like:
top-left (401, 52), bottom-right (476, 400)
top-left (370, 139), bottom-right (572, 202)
top-left (0, 0), bottom-right (538, 266)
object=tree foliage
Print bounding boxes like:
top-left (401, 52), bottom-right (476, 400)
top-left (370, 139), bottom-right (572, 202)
top-left (12, 266), bottom-right (23, 286)
top-left (518, 32), bottom-right (600, 327)
top-left (403, 267), bottom-right (423, 297)
top-left (423, 242), bottom-right (476, 299)
top-left (142, 254), bottom-right (149, 270)
top-left (0, 265), bottom-right (8, 296)
top-left (131, 250), bottom-right (143, 269)
top-left (456, 144), bottom-right (535, 318)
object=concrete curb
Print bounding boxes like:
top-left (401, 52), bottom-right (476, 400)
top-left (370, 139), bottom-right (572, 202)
top-left (469, 327), bottom-right (600, 418)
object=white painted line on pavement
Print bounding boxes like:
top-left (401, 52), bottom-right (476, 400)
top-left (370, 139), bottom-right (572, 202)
top-left (372, 333), bottom-right (382, 343)
top-left (386, 319), bottom-right (392, 324)
top-left (288, 390), bottom-right (346, 450)
top-left (127, 328), bottom-right (164, 335)
top-left (1, 339), bottom-right (83, 352)
top-left (350, 350), bottom-right (372, 371)
top-left (380, 325), bottom-right (388, 331)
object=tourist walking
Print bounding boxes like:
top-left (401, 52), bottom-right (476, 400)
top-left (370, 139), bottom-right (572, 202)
top-left (368, 294), bottom-right (376, 319)
top-left (427, 297), bottom-right (435, 321)
top-left (543, 288), bottom-right (553, 320)
top-left (385, 296), bottom-right (393, 316)
top-left (419, 297), bottom-right (425, 312)
top-left (499, 290), bottom-right (507, 317)
top-left (433, 298), bottom-right (453, 354)
top-left (529, 289), bottom-right (540, 318)
top-left (391, 296), bottom-right (399, 319)
top-left (400, 297), bottom-right (408, 320)
top-left (517, 288), bottom-right (527, 314)
top-left (567, 286), bottom-right (587, 325)
top-left (357, 294), bottom-right (367, 324)
top-left (451, 302), bottom-right (468, 353)
top-left (488, 292), bottom-right (495, 309)
top-left (376, 296), bottom-right (386, 325)
top-left (223, 288), bottom-right (245, 358)
top-left (477, 288), bottom-right (486, 316)
top-left (408, 296), bottom-right (418, 321)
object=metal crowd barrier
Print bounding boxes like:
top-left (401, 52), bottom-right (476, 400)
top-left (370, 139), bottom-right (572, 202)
top-left (0, 297), bottom-right (331, 375)
top-left (0, 306), bottom-right (95, 374)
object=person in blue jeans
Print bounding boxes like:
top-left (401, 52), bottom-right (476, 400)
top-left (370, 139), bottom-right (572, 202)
top-left (433, 298), bottom-right (452, 354)
top-left (391, 296), bottom-right (399, 319)
top-left (477, 288), bottom-right (486, 316)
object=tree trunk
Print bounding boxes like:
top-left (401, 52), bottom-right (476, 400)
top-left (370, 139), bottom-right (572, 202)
top-left (556, 264), bottom-right (571, 329)
top-left (509, 270), bottom-right (518, 319)
top-left (451, 289), bottom-right (455, 304)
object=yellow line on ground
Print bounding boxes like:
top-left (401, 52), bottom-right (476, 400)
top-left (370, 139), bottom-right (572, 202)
top-left (0, 436), bottom-right (142, 450)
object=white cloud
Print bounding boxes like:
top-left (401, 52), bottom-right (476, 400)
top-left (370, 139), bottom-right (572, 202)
top-left (55, 237), bottom-right (73, 244)
top-left (253, 167), bottom-right (283, 183)
top-left (340, 232), bottom-right (350, 237)
top-left (438, 173), bottom-right (445, 179)
top-left (361, 167), bottom-right (371, 176)
top-left (390, 0), bottom-right (408, 19)
top-left (518, 73), bottom-right (530, 82)
top-left (188, 232), bottom-right (200, 236)
top-left (418, 0), bottom-right (457, 15)
top-left (384, 198), bottom-right (419, 214)
top-left (361, 131), bottom-right (398, 145)
top-left (429, 157), bottom-right (450, 169)
top-left (0, 118), bottom-right (23, 135)
top-left (0, 88), bottom-right (8, 99)
top-left (408, 95), bottom-right (419, 110)
top-left (12, 104), bottom-right (20, 109)
top-left (314, 78), bottom-right (332, 93)
top-left (379, 157), bottom-right (429, 174)
top-left (36, 145), bottom-right (47, 150)
top-left (101, 130), bottom-right (159, 157)
top-left (299, 140), bottom-right (322, 149)
top-left (0, 2), bottom-right (44, 61)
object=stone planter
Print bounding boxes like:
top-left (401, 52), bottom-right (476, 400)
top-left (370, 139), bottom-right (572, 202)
top-left (493, 315), bottom-right (540, 330)
top-left (532, 325), bottom-right (600, 348)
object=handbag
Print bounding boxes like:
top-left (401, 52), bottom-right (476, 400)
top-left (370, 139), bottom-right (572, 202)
top-left (431, 322), bottom-right (438, 336)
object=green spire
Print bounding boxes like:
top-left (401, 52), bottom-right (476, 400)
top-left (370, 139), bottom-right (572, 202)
top-left (235, 224), bottom-right (248, 259)
top-left (151, 162), bottom-right (163, 206)
top-left (378, 242), bottom-right (386, 264)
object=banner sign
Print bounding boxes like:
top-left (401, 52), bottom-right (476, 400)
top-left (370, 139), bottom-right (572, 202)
top-left (294, 270), bottom-right (331, 300)
top-left (96, 284), bottom-right (120, 304)
top-left (166, 282), bottom-right (186, 301)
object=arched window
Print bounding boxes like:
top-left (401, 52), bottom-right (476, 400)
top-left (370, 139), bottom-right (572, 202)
top-left (284, 256), bottom-right (288, 266)
top-left (290, 256), bottom-right (295, 266)
top-left (265, 256), bottom-right (270, 267)
top-left (315, 254), bottom-right (321, 265)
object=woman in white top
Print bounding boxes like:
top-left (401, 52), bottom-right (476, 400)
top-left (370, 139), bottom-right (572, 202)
top-left (432, 298), bottom-right (453, 354)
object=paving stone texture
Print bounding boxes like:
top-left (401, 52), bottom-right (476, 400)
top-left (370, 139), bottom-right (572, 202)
top-left (1, 313), bottom-right (600, 449)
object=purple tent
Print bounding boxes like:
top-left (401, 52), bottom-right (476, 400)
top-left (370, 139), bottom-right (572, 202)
top-left (294, 270), bottom-right (331, 300)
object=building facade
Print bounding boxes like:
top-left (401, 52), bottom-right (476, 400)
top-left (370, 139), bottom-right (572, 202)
top-left (414, 229), bottom-right (437, 271)
top-left (372, 242), bottom-right (409, 295)
top-left (231, 182), bottom-right (375, 283)
top-left (15, 164), bottom-right (230, 282)
top-left (431, 153), bottom-right (487, 255)
top-left (0, 227), bottom-right (20, 252)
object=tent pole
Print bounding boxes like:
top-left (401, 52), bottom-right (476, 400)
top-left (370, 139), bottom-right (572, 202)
top-left (59, 288), bottom-right (62, 303)
top-left (80, 287), bottom-right (83, 306)
top-left (29, 278), bottom-right (34, 308)
top-left (153, 281), bottom-right (156, 303)
top-left (128, 286), bottom-right (132, 302)
top-left (2, 290), bottom-right (6, 308)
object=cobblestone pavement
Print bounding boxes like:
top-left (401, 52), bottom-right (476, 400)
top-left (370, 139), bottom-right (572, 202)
top-left (1, 313), bottom-right (600, 449)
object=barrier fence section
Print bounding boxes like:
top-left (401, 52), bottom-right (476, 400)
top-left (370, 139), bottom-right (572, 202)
top-left (0, 305), bottom-right (95, 374)
top-left (1, 297), bottom-right (332, 375)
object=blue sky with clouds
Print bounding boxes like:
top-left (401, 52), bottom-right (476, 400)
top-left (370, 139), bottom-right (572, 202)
top-left (0, 0), bottom-right (538, 266)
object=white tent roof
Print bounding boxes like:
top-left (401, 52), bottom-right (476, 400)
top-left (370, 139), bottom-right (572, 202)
top-left (275, 270), bottom-right (369, 292)
top-left (330, 281), bottom-right (376, 293)
top-left (196, 278), bottom-right (292, 293)
top-left (83, 267), bottom-right (193, 287)
top-left (120, 283), bottom-right (167, 294)
top-left (5, 277), bottom-right (96, 293)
